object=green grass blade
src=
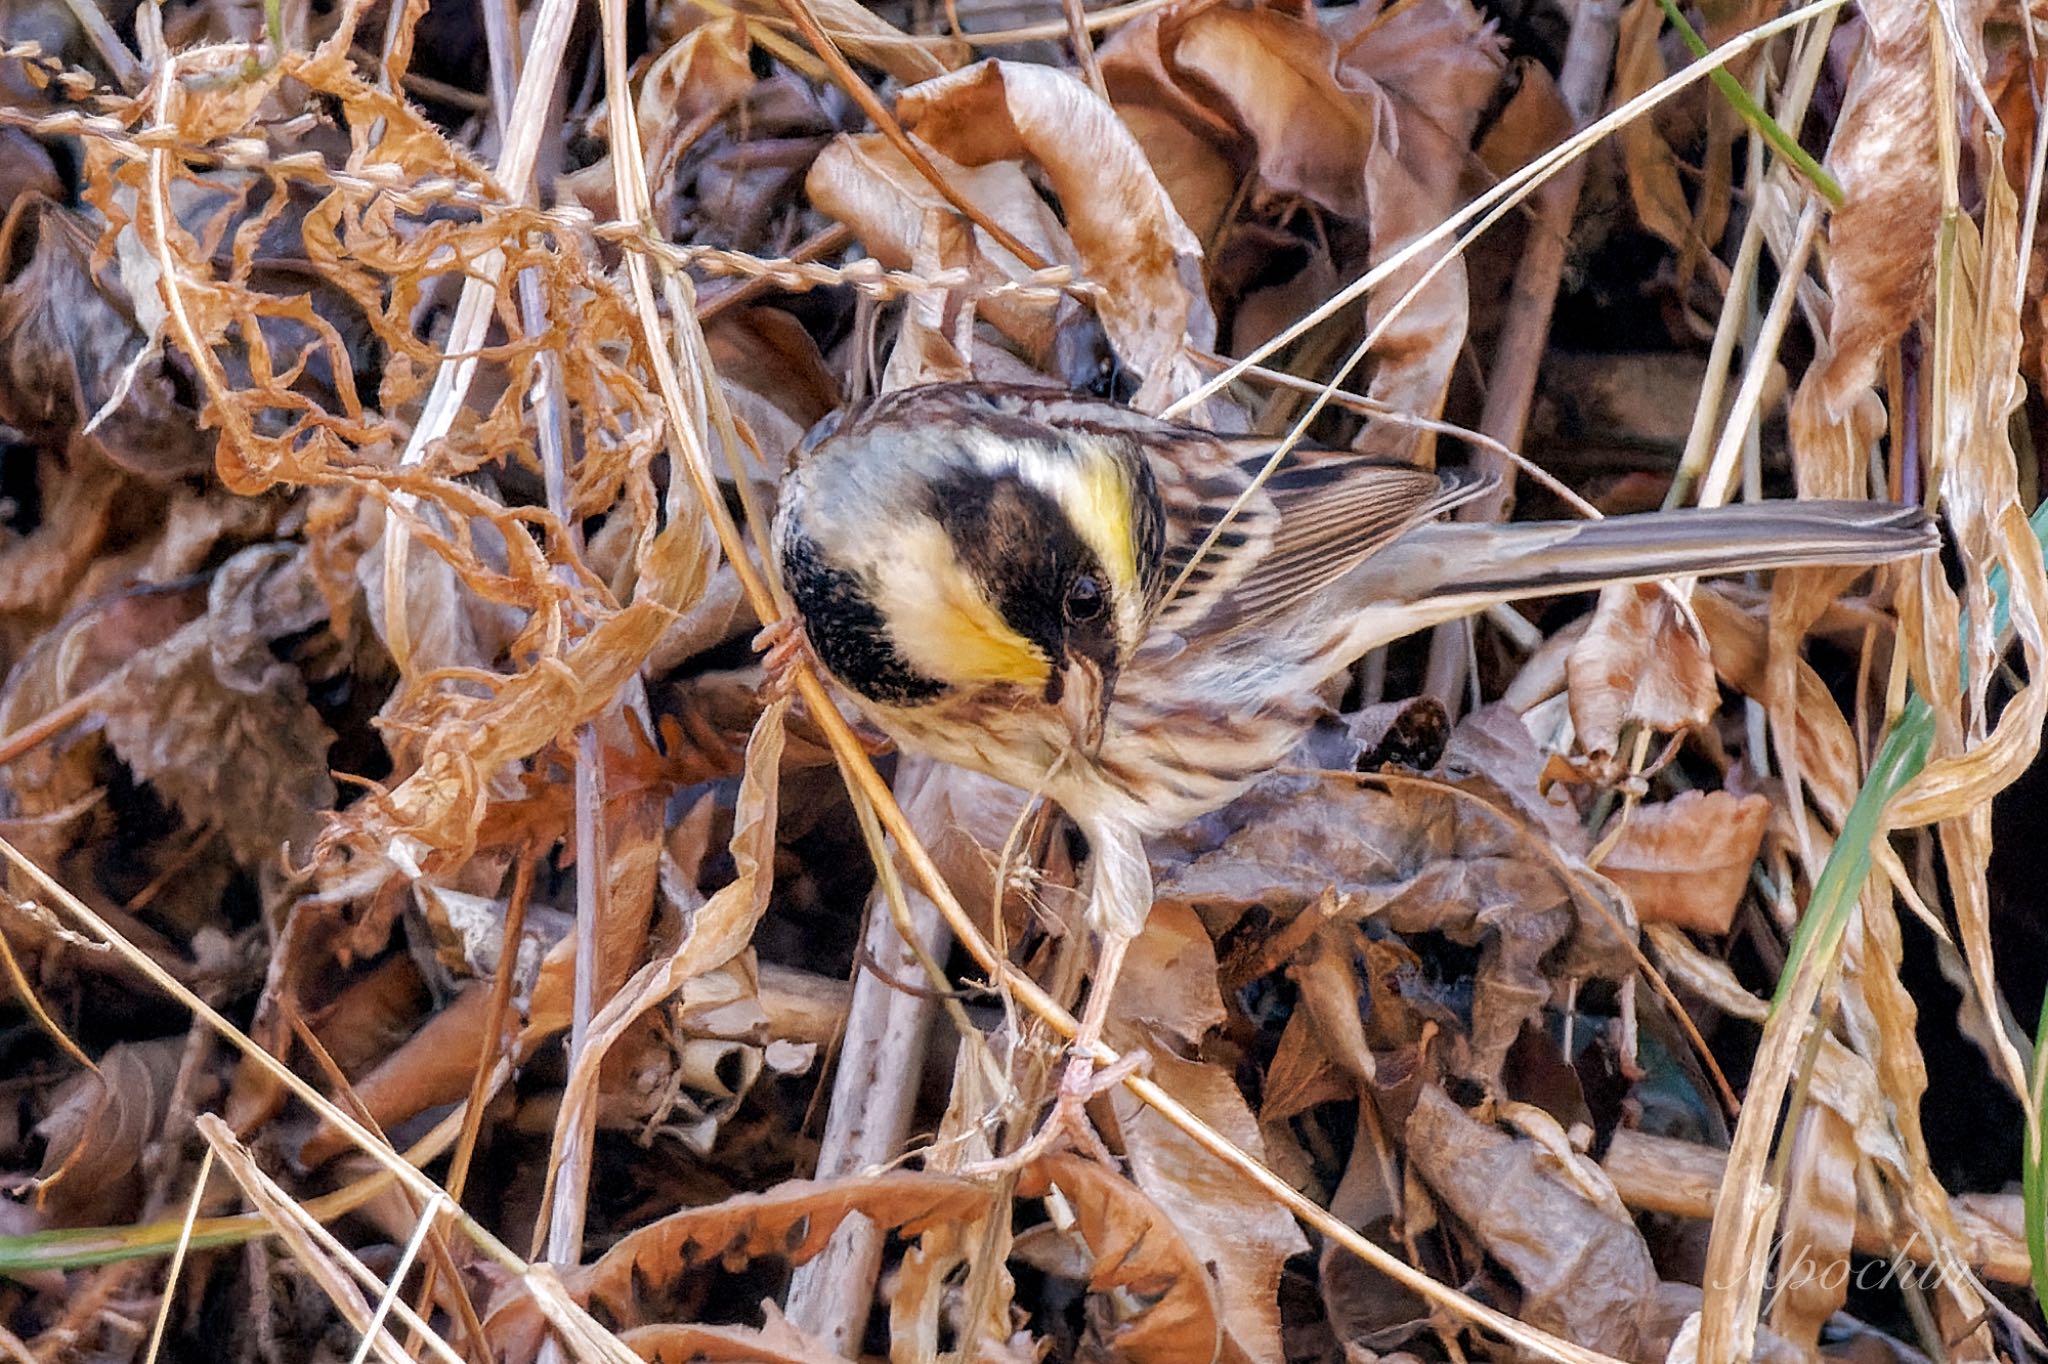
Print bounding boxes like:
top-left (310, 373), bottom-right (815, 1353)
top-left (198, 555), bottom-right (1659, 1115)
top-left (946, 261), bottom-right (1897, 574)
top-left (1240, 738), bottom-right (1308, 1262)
top-left (1751, 496), bottom-right (2046, 1305)
top-left (1773, 498), bottom-right (2048, 1019)
top-left (0, 1214), bottom-right (267, 1275)
top-left (1651, 0), bottom-right (1845, 205)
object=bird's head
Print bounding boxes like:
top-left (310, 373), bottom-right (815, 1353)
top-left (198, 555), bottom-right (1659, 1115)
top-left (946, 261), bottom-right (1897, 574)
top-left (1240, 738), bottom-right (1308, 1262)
top-left (774, 388), bottom-right (1166, 738)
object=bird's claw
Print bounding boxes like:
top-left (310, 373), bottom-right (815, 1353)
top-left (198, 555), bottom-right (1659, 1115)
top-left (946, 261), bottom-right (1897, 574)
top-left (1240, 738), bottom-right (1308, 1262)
top-left (756, 617), bottom-right (893, 756)
top-left (753, 616), bottom-right (811, 702)
top-left (959, 1045), bottom-right (1151, 1178)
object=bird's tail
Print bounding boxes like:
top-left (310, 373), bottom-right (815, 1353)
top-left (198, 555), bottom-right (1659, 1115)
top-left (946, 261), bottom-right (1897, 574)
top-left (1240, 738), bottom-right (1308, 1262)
top-left (1337, 499), bottom-right (1938, 641)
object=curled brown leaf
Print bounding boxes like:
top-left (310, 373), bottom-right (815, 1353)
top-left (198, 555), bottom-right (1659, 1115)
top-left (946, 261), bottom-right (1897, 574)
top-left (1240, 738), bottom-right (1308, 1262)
top-left (1597, 790), bottom-right (1770, 934)
top-left (1407, 1085), bottom-right (1656, 1358)
top-left (1020, 1152), bottom-right (1226, 1364)
top-left (1567, 582), bottom-right (1719, 757)
top-left (894, 59), bottom-right (1214, 411)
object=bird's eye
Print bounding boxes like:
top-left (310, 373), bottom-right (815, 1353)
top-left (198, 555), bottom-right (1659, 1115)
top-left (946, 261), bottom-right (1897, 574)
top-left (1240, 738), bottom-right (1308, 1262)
top-left (1065, 574), bottom-right (1105, 623)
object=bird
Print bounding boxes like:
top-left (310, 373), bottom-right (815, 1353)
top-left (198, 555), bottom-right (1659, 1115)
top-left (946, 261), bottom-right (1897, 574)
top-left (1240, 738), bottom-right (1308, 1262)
top-left (767, 382), bottom-right (1937, 1164)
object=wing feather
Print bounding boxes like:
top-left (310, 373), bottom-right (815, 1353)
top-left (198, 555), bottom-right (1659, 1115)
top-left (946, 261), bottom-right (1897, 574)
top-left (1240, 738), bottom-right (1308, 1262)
top-left (1155, 453), bottom-right (1491, 635)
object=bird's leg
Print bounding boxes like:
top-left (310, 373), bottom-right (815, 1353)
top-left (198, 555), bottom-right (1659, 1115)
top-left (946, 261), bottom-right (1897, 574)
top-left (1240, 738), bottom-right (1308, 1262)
top-left (960, 824), bottom-right (1152, 1176)
top-left (958, 927), bottom-right (1145, 1175)
top-left (1044, 926), bottom-right (1144, 1154)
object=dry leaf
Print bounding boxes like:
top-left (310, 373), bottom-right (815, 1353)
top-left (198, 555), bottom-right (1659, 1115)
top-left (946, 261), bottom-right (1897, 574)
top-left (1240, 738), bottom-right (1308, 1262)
top-left (789, 0), bottom-right (965, 84)
top-left (1111, 899), bottom-right (1225, 1047)
top-left (1157, 769), bottom-right (1623, 1086)
top-left (1568, 582), bottom-right (1719, 758)
top-left (1476, 57), bottom-right (1573, 176)
top-left (1331, 0), bottom-right (1503, 456)
top-left (639, 19), bottom-right (759, 204)
top-left (538, 698), bottom-right (787, 1185)
top-left (303, 951), bottom-right (436, 1076)
top-left (0, 576), bottom-right (207, 862)
top-left (4, 0), bottom-right (2026, 1357)
top-left (1020, 1153), bottom-right (1227, 1364)
top-left (1440, 702), bottom-right (1590, 853)
top-left (297, 983), bottom-right (489, 1168)
top-left (1788, 3), bottom-right (1938, 497)
top-left (806, 133), bottom-right (1074, 368)
top-left (1692, 588), bottom-right (1861, 824)
top-left (0, 195), bottom-right (212, 481)
top-left (1332, 0), bottom-right (1505, 194)
top-left (30, 1037), bottom-right (185, 1222)
top-left (99, 544), bottom-right (336, 866)
top-left (1114, 1050), bottom-right (1308, 1364)
top-left (882, 207), bottom-right (982, 389)
top-left (1603, 1129), bottom-right (2030, 1286)
top-left (620, 1305), bottom-right (849, 1364)
top-left (1612, 0), bottom-right (1702, 259)
top-left (1106, 902), bottom-right (1304, 1363)
top-left (1766, 1103), bottom-right (1857, 1349)
top-left (1406, 1085), bottom-right (1656, 1357)
top-left (1169, 7), bottom-right (1382, 220)
top-left (1597, 790), bottom-right (1769, 934)
top-left (336, 503), bottom-right (715, 862)
top-left (894, 59), bottom-right (1214, 412)
top-left (1642, 922), bottom-right (1767, 1019)
top-left (564, 1171), bottom-right (994, 1323)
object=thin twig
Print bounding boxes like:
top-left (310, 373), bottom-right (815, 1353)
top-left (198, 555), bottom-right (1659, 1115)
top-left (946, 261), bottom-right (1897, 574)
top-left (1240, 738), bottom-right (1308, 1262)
top-left (1062, 0), bottom-right (1107, 100)
top-left (409, 857), bottom-right (533, 1344)
top-left (139, 1149), bottom-right (215, 1364)
top-left (0, 923), bottom-right (93, 1070)
top-left (53, 0), bottom-right (143, 89)
top-left (698, 223), bottom-right (855, 324)
top-left (1470, 0), bottom-right (1620, 517)
top-left (282, 1007), bottom-right (491, 1364)
top-left (375, 0), bottom-right (580, 670)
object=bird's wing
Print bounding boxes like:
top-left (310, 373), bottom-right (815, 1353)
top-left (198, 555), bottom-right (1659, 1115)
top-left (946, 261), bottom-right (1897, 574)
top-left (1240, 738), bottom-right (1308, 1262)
top-left (1145, 438), bottom-right (1282, 635)
top-left (1152, 442), bottom-right (1491, 636)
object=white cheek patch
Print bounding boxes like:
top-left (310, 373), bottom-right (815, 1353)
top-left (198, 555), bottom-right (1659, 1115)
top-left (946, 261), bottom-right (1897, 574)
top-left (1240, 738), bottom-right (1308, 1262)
top-left (871, 519), bottom-right (1050, 689)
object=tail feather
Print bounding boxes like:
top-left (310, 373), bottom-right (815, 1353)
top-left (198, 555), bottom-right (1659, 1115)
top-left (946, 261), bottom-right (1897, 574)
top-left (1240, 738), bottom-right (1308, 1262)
top-left (1425, 500), bottom-right (1937, 599)
top-left (1332, 499), bottom-right (1937, 646)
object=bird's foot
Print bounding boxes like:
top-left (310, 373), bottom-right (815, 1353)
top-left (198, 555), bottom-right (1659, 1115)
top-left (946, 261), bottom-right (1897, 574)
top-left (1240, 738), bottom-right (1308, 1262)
top-left (960, 1044), bottom-right (1150, 1178)
top-left (753, 616), bottom-right (811, 702)
top-left (755, 618), bottom-right (893, 756)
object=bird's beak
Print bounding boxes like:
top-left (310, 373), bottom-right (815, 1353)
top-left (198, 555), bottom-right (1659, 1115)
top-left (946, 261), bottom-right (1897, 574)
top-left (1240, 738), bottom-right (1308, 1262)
top-left (1056, 657), bottom-right (1115, 751)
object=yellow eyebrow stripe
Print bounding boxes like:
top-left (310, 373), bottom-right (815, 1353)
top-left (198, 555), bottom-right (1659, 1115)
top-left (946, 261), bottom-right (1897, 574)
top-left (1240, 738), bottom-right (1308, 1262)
top-left (1066, 444), bottom-right (1141, 607)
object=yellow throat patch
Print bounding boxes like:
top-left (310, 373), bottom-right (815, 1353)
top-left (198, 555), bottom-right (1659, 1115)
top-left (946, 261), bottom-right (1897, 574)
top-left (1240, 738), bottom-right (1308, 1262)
top-left (879, 520), bottom-right (1051, 690)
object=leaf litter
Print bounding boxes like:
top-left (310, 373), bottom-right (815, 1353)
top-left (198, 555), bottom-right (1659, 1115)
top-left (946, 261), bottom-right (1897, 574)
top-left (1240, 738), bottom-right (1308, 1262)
top-left (0, 0), bottom-right (2041, 1359)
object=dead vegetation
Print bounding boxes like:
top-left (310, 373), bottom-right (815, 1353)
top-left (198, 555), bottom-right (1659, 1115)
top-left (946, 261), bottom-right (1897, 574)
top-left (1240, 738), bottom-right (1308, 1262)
top-left (0, 0), bottom-right (2044, 1358)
